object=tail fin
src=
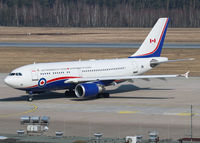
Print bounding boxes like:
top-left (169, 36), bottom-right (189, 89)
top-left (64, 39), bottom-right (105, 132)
top-left (130, 18), bottom-right (169, 58)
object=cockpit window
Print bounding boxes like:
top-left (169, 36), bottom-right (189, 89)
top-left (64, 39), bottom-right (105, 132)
top-left (9, 73), bottom-right (15, 76)
top-left (9, 73), bottom-right (22, 76)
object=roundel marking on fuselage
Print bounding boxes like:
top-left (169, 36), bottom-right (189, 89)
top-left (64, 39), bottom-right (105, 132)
top-left (38, 78), bottom-right (47, 87)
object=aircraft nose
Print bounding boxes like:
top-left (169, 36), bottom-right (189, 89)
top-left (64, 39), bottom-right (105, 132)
top-left (4, 76), bottom-right (9, 85)
top-left (4, 76), bottom-right (11, 86)
top-left (4, 76), bottom-right (23, 88)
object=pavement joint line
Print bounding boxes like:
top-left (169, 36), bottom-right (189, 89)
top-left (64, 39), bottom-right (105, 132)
top-left (118, 110), bottom-right (139, 114)
top-left (0, 103), bottom-right (38, 118)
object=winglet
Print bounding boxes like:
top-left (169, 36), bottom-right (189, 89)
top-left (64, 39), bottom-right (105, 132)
top-left (185, 71), bottom-right (190, 79)
top-left (179, 71), bottom-right (190, 79)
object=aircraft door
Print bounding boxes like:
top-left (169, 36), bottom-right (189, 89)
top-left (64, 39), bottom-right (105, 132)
top-left (71, 68), bottom-right (81, 77)
top-left (31, 69), bottom-right (39, 81)
top-left (132, 62), bottom-right (138, 75)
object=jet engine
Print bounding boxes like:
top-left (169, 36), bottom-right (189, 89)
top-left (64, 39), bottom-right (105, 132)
top-left (75, 83), bottom-right (104, 98)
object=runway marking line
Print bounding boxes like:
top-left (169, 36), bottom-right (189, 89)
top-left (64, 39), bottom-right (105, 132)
top-left (118, 111), bottom-right (139, 114)
top-left (0, 103), bottom-right (38, 118)
top-left (176, 113), bottom-right (199, 116)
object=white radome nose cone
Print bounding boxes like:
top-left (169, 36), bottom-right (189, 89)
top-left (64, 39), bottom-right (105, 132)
top-left (4, 76), bottom-right (8, 85)
top-left (4, 76), bottom-right (11, 86)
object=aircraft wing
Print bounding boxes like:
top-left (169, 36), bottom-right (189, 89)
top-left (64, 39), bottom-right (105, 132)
top-left (64, 71), bottom-right (189, 84)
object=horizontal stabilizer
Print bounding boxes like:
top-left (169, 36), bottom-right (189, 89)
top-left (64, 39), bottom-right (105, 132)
top-left (151, 58), bottom-right (194, 64)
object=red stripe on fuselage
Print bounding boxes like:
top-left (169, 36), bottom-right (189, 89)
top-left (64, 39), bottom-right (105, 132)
top-left (47, 76), bottom-right (79, 83)
top-left (29, 85), bottom-right (38, 88)
top-left (27, 76), bottom-right (80, 88)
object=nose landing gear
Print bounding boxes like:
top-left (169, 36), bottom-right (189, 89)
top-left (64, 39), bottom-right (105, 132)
top-left (27, 91), bottom-right (34, 102)
top-left (27, 96), bottom-right (33, 102)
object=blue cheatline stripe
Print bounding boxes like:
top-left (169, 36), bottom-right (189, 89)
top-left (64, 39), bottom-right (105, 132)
top-left (17, 79), bottom-right (113, 92)
top-left (129, 18), bottom-right (169, 58)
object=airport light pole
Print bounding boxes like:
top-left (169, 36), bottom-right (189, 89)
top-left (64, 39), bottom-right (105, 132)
top-left (190, 105), bottom-right (193, 143)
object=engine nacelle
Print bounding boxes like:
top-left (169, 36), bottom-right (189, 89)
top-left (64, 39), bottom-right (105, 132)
top-left (75, 83), bottom-right (104, 98)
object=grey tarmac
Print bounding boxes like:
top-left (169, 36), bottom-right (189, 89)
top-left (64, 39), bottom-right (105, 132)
top-left (0, 73), bottom-right (200, 139)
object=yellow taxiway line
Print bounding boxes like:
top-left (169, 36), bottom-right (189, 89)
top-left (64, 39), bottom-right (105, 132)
top-left (0, 103), bottom-right (38, 118)
top-left (118, 111), bottom-right (139, 114)
top-left (176, 113), bottom-right (199, 116)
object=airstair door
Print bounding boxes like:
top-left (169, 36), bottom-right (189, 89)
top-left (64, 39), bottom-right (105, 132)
top-left (31, 69), bottom-right (39, 81)
top-left (71, 68), bottom-right (81, 77)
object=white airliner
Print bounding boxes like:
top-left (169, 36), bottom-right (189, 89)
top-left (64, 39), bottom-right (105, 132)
top-left (4, 18), bottom-right (191, 101)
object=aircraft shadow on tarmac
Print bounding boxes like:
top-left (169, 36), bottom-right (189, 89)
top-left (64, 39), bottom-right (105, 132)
top-left (108, 84), bottom-right (173, 94)
top-left (0, 84), bottom-right (174, 102)
top-left (73, 84), bottom-right (174, 101)
top-left (107, 84), bottom-right (174, 100)
top-left (0, 92), bottom-right (72, 102)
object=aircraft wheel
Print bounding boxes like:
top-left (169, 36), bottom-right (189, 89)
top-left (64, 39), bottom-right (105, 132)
top-left (96, 94), bottom-right (101, 98)
top-left (102, 93), bottom-right (110, 98)
top-left (98, 93), bottom-right (110, 98)
top-left (65, 90), bottom-right (74, 96)
top-left (65, 91), bottom-right (69, 96)
top-left (27, 96), bottom-right (33, 102)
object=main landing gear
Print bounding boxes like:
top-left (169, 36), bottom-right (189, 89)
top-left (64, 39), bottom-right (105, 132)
top-left (97, 93), bottom-right (110, 98)
top-left (65, 90), bottom-right (75, 96)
